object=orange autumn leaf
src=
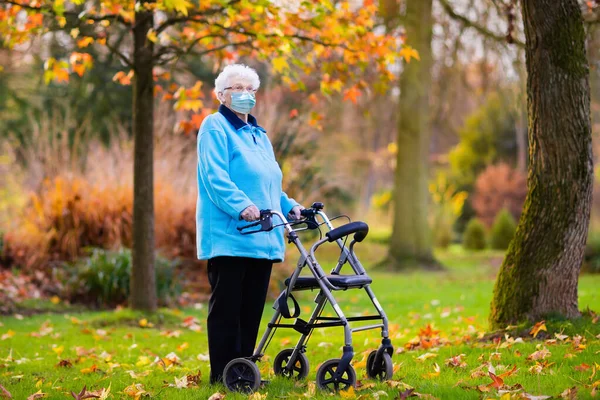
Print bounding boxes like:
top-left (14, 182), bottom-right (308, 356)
top-left (529, 320), bottom-right (547, 338)
top-left (343, 86), bottom-right (361, 104)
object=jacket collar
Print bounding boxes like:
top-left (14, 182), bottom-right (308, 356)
top-left (218, 104), bottom-right (263, 131)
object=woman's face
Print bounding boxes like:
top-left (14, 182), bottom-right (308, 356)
top-left (218, 79), bottom-right (257, 109)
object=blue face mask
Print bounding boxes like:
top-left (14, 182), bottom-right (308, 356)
top-left (230, 91), bottom-right (256, 114)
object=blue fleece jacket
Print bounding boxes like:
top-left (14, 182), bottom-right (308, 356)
top-left (196, 105), bottom-right (300, 262)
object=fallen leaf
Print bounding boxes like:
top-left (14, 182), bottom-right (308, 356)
top-left (26, 390), bottom-right (46, 400)
top-left (80, 364), bottom-right (98, 374)
top-left (526, 348), bottom-right (551, 361)
top-left (0, 384), bottom-right (12, 399)
top-left (574, 363), bottom-right (591, 372)
top-left (1, 330), bottom-right (15, 340)
top-left (398, 389), bottom-right (415, 399)
top-left (415, 353), bottom-right (438, 362)
top-left (488, 371), bottom-right (504, 389)
top-left (339, 386), bottom-right (356, 398)
top-left (529, 321), bottom-right (547, 338)
top-left (56, 359), bottom-right (73, 368)
top-left (521, 394), bottom-right (551, 400)
top-left (70, 385), bottom-right (100, 400)
top-left (444, 354), bottom-right (467, 368)
top-left (207, 393), bottom-right (225, 400)
top-left (560, 386), bottom-right (577, 399)
top-left (248, 393), bottom-right (267, 400)
top-left (423, 363), bottom-right (440, 378)
top-left (498, 365), bottom-right (518, 379)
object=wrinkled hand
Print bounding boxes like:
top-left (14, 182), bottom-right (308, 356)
top-left (288, 205), bottom-right (305, 221)
top-left (240, 205), bottom-right (260, 221)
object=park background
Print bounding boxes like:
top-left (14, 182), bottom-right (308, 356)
top-left (0, 0), bottom-right (599, 398)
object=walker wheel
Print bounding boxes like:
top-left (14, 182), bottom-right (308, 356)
top-left (223, 358), bottom-right (261, 393)
top-left (366, 351), bottom-right (393, 381)
top-left (273, 348), bottom-right (310, 379)
top-left (316, 358), bottom-right (356, 392)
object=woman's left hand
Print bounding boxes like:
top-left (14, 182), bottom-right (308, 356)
top-left (288, 205), bottom-right (305, 221)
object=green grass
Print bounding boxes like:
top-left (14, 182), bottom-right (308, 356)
top-left (0, 244), bottom-right (599, 399)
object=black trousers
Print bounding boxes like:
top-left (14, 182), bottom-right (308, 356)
top-left (206, 256), bottom-right (273, 384)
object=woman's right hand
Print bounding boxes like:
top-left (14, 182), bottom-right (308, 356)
top-left (240, 204), bottom-right (260, 221)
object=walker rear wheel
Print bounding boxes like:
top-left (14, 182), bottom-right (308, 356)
top-left (273, 348), bottom-right (309, 379)
top-left (316, 358), bottom-right (356, 392)
top-left (223, 358), bottom-right (261, 393)
top-left (366, 351), bottom-right (393, 381)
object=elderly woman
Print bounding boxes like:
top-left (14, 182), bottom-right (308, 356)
top-left (196, 64), bottom-right (304, 385)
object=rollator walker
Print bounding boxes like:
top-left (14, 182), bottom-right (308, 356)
top-left (222, 202), bottom-right (394, 393)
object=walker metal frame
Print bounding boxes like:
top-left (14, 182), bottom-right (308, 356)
top-left (234, 202), bottom-right (393, 389)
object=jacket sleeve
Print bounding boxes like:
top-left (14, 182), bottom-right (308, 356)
top-left (198, 129), bottom-right (254, 220)
top-left (281, 192), bottom-right (300, 217)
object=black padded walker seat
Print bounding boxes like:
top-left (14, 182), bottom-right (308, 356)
top-left (285, 274), bottom-right (372, 290)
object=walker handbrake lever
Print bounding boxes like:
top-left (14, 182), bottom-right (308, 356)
top-left (238, 209), bottom-right (274, 234)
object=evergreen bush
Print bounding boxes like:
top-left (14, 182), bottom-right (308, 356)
top-left (463, 218), bottom-right (487, 250)
top-left (489, 208), bottom-right (517, 250)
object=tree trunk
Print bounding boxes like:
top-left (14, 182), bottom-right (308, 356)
top-left (490, 0), bottom-right (592, 328)
top-left (388, 0), bottom-right (438, 269)
top-left (130, 4), bottom-right (157, 311)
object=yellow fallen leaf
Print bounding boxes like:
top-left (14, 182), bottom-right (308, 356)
top-left (339, 386), bottom-right (356, 399)
top-left (177, 342), bottom-right (189, 352)
top-left (1, 330), bottom-right (15, 340)
top-left (529, 321), bottom-right (547, 338)
top-left (248, 392), bottom-right (268, 400)
top-left (52, 345), bottom-right (64, 357)
top-left (50, 296), bottom-right (60, 305)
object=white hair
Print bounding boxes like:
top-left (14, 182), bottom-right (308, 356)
top-left (214, 64), bottom-right (261, 100)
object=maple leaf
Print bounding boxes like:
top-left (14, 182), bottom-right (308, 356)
top-left (207, 393), bottom-right (225, 400)
top-left (529, 321), bottom-right (547, 338)
top-left (272, 57), bottom-right (289, 73)
top-left (399, 46), bottom-right (420, 63)
top-left (70, 385), bottom-right (101, 399)
top-left (343, 86), bottom-right (361, 104)
top-left (86, 384), bottom-right (111, 400)
top-left (398, 388), bottom-right (415, 399)
top-left (488, 371), bottom-right (504, 389)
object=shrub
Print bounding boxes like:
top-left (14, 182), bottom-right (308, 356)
top-left (583, 231), bottom-right (600, 274)
top-left (463, 218), bottom-right (487, 250)
top-left (472, 163), bottom-right (527, 227)
top-left (489, 208), bottom-right (517, 250)
top-left (58, 248), bottom-right (182, 308)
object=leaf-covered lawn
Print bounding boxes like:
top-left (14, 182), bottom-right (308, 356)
top-left (1, 246), bottom-right (599, 399)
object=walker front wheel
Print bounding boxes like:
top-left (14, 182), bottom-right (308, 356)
top-left (315, 358), bottom-right (356, 392)
top-left (366, 351), bottom-right (393, 381)
top-left (273, 348), bottom-right (309, 379)
top-left (223, 358), bottom-right (261, 393)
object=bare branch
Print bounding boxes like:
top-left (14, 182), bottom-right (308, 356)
top-left (438, 0), bottom-right (525, 48)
